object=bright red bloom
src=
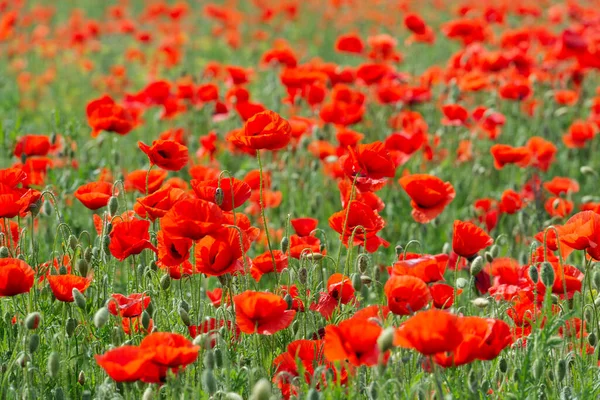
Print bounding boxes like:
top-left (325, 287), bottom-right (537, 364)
top-left (335, 33), bottom-right (364, 54)
top-left (441, 104), bottom-right (469, 126)
top-left (139, 332), bottom-right (199, 371)
top-left (0, 258), bottom-right (34, 297)
top-left (545, 197), bottom-right (573, 218)
top-left (340, 141), bottom-right (396, 192)
top-left (544, 177), bottom-right (579, 196)
top-left (399, 174), bottom-right (455, 223)
top-left (228, 110), bottom-right (291, 151)
top-left (391, 254), bottom-right (447, 283)
top-left (385, 275), bottom-right (430, 315)
top-left (329, 201), bottom-right (389, 253)
top-left (47, 274), bottom-right (92, 302)
top-left (234, 291), bottom-right (296, 335)
top-left (14, 135), bottom-right (51, 157)
top-left (160, 198), bottom-right (225, 240)
top-left (291, 218), bottom-right (318, 237)
top-left (251, 250), bottom-right (288, 281)
top-left (394, 310), bottom-right (463, 355)
top-left (138, 140), bottom-right (189, 171)
top-left (430, 283), bottom-right (457, 309)
top-left (134, 185), bottom-right (187, 221)
top-left (124, 169), bottom-right (168, 194)
top-left (324, 316), bottom-right (383, 366)
top-left (310, 273), bottom-right (355, 319)
top-left (404, 13), bottom-right (427, 35)
top-left (95, 346), bottom-right (158, 383)
top-left (108, 293), bottom-right (151, 318)
top-left (195, 228), bottom-right (247, 277)
top-left (74, 181), bottom-right (113, 210)
top-left (109, 218), bottom-right (157, 261)
top-left (490, 144), bottom-right (531, 169)
top-left (563, 120), bottom-right (596, 148)
top-left (499, 189), bottom-right (523, 214)
top-left (86, 95), bottom-right (137, 138)
top-left (191, 177), bottom-right (252, 212)
top-left (452, 220), bottom-right (494, 259)
top-left (527, 137), bottom-right (556, 172)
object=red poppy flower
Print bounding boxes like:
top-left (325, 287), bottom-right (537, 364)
top-left (233, 291), bottom-right (296, 335)
top-left (140, 332), bottom-right (200, 370)
top-left (340, 141), bottom-right (396, 192)
top-left (527, 136), bottom-right (556, 172)
top-left (499, 189), bottom-right (523, 214)
top-left (86, 95), bottom-right (137, 138)
top-left (14, 134), bottom-right (51, 157)
top-left (251, 250), bottom-right (288, 281)
top-left (391, 254), bottom-right (447, 283)
top-left (191, 177), bottom-right (252, 212)
top-left (160, 198), bottom-right (225, 241)
top-left (122, 315), bottom-right (154, 337)
top-left (289, 235), bottom-right (323, 259)
top-left (394, 310), bottom-right (463, 355)
top-left (335, 33), bottom-right (364, 54)
top-left (95, 346), bottom-right (158, 383)
top-left (0, 186), bottom-right (40, 219)
top-left (124, 169), bottom-right (168, 194)
top-left (291, 218), bottom-right (318, 237)
top-left (324, 316), bottom-right (383, 366)
top-left (74, 181), bottom-right (113, 210)
top-left (399, 174), bottom-right (455, 223)
top-left (338, 180), bottom-right (385, 212)
top-left (329, 201), bottom-right (389, 253)
top-left (108, 293), bottom-right (151, 318)
top-left (452, 220), bottom-right (494, 259)
top-left (138, 140), bottom-right (189, 171)
top-left (109, 218), bottom-right (157, 261)
top-left (545, 197), bottom-right (573, 218)
top-left (228, 110), bottom-right (291, 151)
top-left (498, 81), bottom-right (532, 101)
top-left (310, 273), bottom-right (355, 319)
top-left (134, 185), bottom-right (187, 221)
top-left (47, 274), bottom-right (92, 302)
top-left (490, 144), bottom-right (531, 169)
top-left (441, 104), bottom-right (469, 126)
top-left (563, 120), bottom-right (596, 148)
top-left (188, 318), bottom-right (240, 347)
top-left (385, 275), bottom-right (430, 315)
top-left (156, 231), bottom-right (192, 267)
top-left (544, 177), bottom-right (579, 196)
top-left (0, 258), bottom-right (35, 297)
top-left (404, 13), bottom-right (427, 35)
top-left (430, 283), bottom-right (457, 309)
top-left (195, 228), bottom-right (247, 277)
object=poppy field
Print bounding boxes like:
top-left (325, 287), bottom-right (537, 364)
top-left (2, 0), bottom-right (600, 398)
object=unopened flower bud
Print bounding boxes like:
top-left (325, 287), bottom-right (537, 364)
top-left (357, 254), bottom-right (369, 274)
top-left (394, 245), bottom-right (403, 257)
top-left (94, 307), bottom-right (109, 328)
top-left (528, 265), bottom-right (539, 284)
top-left (593, 271), bottom-right (600, 290)
top-left (0, 247), bottom-right (8, 258)
top-left (160, 274), bottom-right (171, 290)
top-left (141, 311), bottom-right (151, 330)
top-left (202, 370), bottom-right (217, 395)
top-left (78, 370), bottom-right (85, 386)
top-left (42, 199), bottom-right (53, 216)
top-left (456, 277), bottom-right (468, 289)
top-left (540, 262), bottom-right (555, 288)
top-left (499, 358), bottom-right (508, 373)
top-left (142, 387), bottom-right (154, 400)
top-left (284, 293), bottom-right (293, 310)
top-left (352, 274), bottom-right (362, 291)
top-left (556, 359), bottom-right (567, 382)
top-left (490, 244), bottom-right (499, 258)
top-left (377, 327), bottom-right (395, 353)
top-left (532, 358), bottom-right (544, 380)
top-left (470, 256), bottom-right (484, 276)
top-left (589, 332), bottom-right (597, 347)
top-left (68, 235), bottom-right (78, 251)
top-left (204, 350), bottom-right (215, 370)
top-left (484, 251), bottom-right (494, 263)
top-left (298, 267), bottom-right (308, 285)
top-left (18, 353), bottom-right (29, 368)
top-left (84, 247), bottom-right (92, 263)
top-left (25, 312), bottom-right (42, 330)
top-left (280, 236), bottom-right (289, 253)
top-left (180, 300), bottom-right (190, 312)
top-left (77, 259), bottom-right (89, 277)
top-left (47, 352), bottom-right (60, 378)
top-left (214, 187), bottom-right (224, 206)
top-left (29, 334), bottom-right (40, 353)
top-left (250, 378), bottom-right (271, 400)
top-left (66, 317), bottom-right (78, 337)
top-left (179, 307), bottom-right (191, 326)
top-left (472, 297), bottom-right (490, 308)
top-left (108, 196), bottom-right (119, 216)
top-left (214, 348), bottom-right (223, 368)
top-left (73, 288), bottom-right (87, 310)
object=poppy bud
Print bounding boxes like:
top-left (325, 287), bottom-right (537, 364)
top-left (284, 293), bottom-right (293, 310)
top-left (532, 358), bottom-right (544, 380)
top-left (319, 243), bottom-right (326, 253)
top-left (141, 311), bottom-right (151, 331)
top-left (484, 251), bottom-right (493, 263)
top-left (594, 271), bottom-right (600, 290)
top-left (108, 196), bottom-right (119, 216)
top-left (82, 391), bottom-right (91, 400)
top-left (361, 275), bottom-right (373, 285)
top-left (214, 348), bottom-right (224, 368)
top-left (304, 253), bottom-right (323, 261)
top-left (546, 336), bottom-right (563, 349)
top-left (55, 387), bottom-right (65, 400)
top-left (280, 236), bottom-right (289, 253)
top-left (225, 394), bottom-right (243, 400)
top-left (66, 317), bottom-right (78, 337)
top-left (76, 259), bottom-right (89, 277)
top-left (377, 327), bottom-right (395, 353)
top-left (208, 185), bottom-right (224, 209)
top-left (298, 267), bottom-right (308, 285)
top-left (202, 370), bottom-right (217, 395)
top-left (250, 378), bottom-right (271, 400)
top-left (193, 334), bottom-right (204, 346)
top-left (58, 265), bottom-right (67, 275)
top-left (113, 150), bottom-right (120, 165)
top-left (540, 262), bottom-right (555, 288)
top-left (556, 359), bottom-right (567, 382)
top-left (490, 244), bottom-right (499, 258)
top-left (160, 274), bottom-right (171, 290)
top-left (471, 297), bottom-right (489, 308)
top-left (102, 235), bottom-right (111, 255)
top-left (68, 235), bottom-right (78, 251)
top-left (17, 254), bottom-right (25, 261)
top-left (150, 260), bottom-right (158, 271)
top-left (92, 247), bottom-right (99, 259)
top-left (352, 273), bottom-right (362, 291)
top-left (142, 387), bottom-right (154, 400)
top-left (18, 353), bottom-right (29, 368)
top-left (179, 307), bottom-right (191, 326)
top-left (29, 334), bottom-right (40, 354)
top-left (180, 299), bottom-right (190, 312)
top-left (47, 352), bottom-right (60, 378)
top-left (73, 288), bottom-right (87, 310)
top-left (42, 199), bottom-right (53, 216)
top-left (469, 256), bottom-right (484, 276)
top-left (0, 246), bottom-right (8, 259)
top-left (94, 307), bottom-right (109, 328)
top-left (29, 198), bottom-right (42, 217)
top-left (394, 245), bottom-right (403, 257)
top-left (528, 265), bottom-right (539, 284)
top-left (589, 332), bottom-right (597, 347)
top-left (307, 388), bottom-right (321, 400)
top-left (442, 242), bottom-right (451, 254)
top-left (357, 254), bottom-right (369, 274)
top-left (580, 166), bottom-right (597, 177)
top-left (499, 358), bottom-right (508, 373)
top-left (84, 247), bottom-right (92, 263)
top-left (204, 350), bottom-right (215, 370)
top-left (25, 312), bottom-right (42, 330)
top-left (456, 277), bottom-right (468, 289)
top-left (78, 370), bottom-right (85, 386)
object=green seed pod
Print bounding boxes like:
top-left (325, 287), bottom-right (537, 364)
top-left (141, 311), bottom-right (151, 331)
top-left (204, 350), bottom-right (215, 370)
top-left (377, 327), bottom-right (395, 353)
top-left (179, 307), bottom-right (191, 326)
top-left (76, 259), bottom-right (89, 277)
top-left (540, 262), bottom-right (555, 288)
top-left (470, 256), bottom-right (484, 276)
top-left (214, 348), bottom-right (223, 368)
top-left (284, 293), bottom-right (293, 310)
top-left (556, 359), bottom-right (567, 382)
top-left (66, 317), bottom-right (78, 337)
top-left (54, 387), bottom-right (65, 400)
top-left (94, 307), bottom-right (109, 328)
top-left (280, 236), bottom-right (289, 253)
top-left (298, 267), bottom-right (308, 285)
top-left (73, 288), bottom-right (87, 310)
top-left (102, 235), bottom-right (110, 254)
top-left (0, 246), bottom-right (8, 258)
top-left (528, 265), bottom-right (539, 284)
top-left (83, 247), bottom-right (92, 263)
top-left (304, 252), bottom-right (323, 261)
top-left (43, 200), bottom-right (53, 216)
top-left (532, 358), bottom-right (544, 380)
top-left (214, 187), bottom-right (224, 206)
top-left (47, 352), bottom-right (60, 378)
top-left (160, 274), bottom-right (171, 290)
top-left (25, 312), bottom-right (42, 330)
top-left (250, 378), bottom-right (271, 400)
top-left (29, 334), bottom-right (40, 354)
top-left (202, 370), bottom-right (217, 395)
top-left (68, 235), bottom-right (78, 252)
top-left (352, 273), bottom-right (362, 291)
top-left (499, 358), bottom-right (508, 373)
top-left (108, 196), bottom-right (119, 216)
top-left (588, 332), bottom-right (597, 347)
top-left (78, 370), bottom-right (85, 386)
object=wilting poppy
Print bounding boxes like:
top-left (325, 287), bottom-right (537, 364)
top-left (0, 258), bottom-right (35, 297)
top-left (228, 110), bottom-right (291, 151)
top-left (399, 174), bottom-right (455, 223)
top-left (452, 220), bottom-right (494, 259)
top-left (95, 346), bottom-right (158, 383)
top-left (329, 200), bottom-right (389, 253)
top-left (138, 139), bottom-right (189, 171)
top-left (109, 218), bottom-right (157, 261)
top-left (324, 316), bottom-right (383, 366)
top-left (47, 274), bottom-right (92, 302)
top-left (384, 275), bottom-right (430, 315)
top-left (233, 291), bottom-right (296, 335)
top-left (74, 181), bottom-right (114, 210)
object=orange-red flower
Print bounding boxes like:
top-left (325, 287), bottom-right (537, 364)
top-left (47, 274), bottom-right (92, 302)
top-left (324, 316), bottom-right (383, 366)
top-left (134, 185), bottom-right (187, 220)
top-left (95, 346), bottom-right (158, 383)
top-left (563, 120), bottom-right (596, 148)
top-left (452, 220), bottom-right (494, 259)
top-left (394, 310), bottom-right (463, 355)
top-left (160, 198), bottom-right (225, 240)
top-left (310, 273), bottom-right (355, 319)
top-left (340, 141), bottom-right (396, 192)
top-left (251, 250), bottom-right (288, 281)
top-left (228, 110), bottom-right (291, 151)
top-left (191, 177), bottom-right (252, 212)
top-left (399, 174), bottom-right (455, 223)
top-left (108, 293), bottom-right (151, 318)
top-left (138, 139), bottom-right (189, 171)
top-left (74, 181), bottom-right (113, 210)
top-left (194, 228), bottom-right (248, 277)
top-left (234, 291), bottom-right (296, 335)
top-left (384, 275), bottom-right (430, 315)
top-left (0, 258), bottom-right (34, 297)
top-left (139, 332), bottom-right (199, 371)
top-left (490, 144), bottom-right (531, 169)
top-left (329, 200), bottom-right (389, 253)
top-left (14, 134), bottom-right (51, 157)
top-left (86, 95), bottom-right (137, 138)
top-left (109, 218), bottom-right (157, 261)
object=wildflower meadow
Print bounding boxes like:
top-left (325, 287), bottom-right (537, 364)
top-left (1, 0), bottom-right (600, 399)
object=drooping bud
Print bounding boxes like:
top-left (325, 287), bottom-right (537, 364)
top-left (532, 358), bottom-right (544, 380)
top-left (179, 307), bottom-right (191, 327)
top-left (284, 293), bottom-right (293, 310)
top-left (78, 370), bottom-right (85, 386)
top-left (357, 254), bottom-right (369, 274)
top-left (214, 348), bottom-right (223, 368)
top-left (472, 298), bottom-right (490, 308)
top-left (25, 312), bottom-right (42, 330)
top-left (298, 267), bottom-right (308, 285)
top-left (42, 200), bottom-right (53, 216)
top-left (73, 288), bottom-right (87, 310)
top-left (0, 247), bottom-right (8, 258)
top-left (141, 311), bottom-right (151, 331)
top-left (377, 327), bottom-right (395, 353)
top-left (160, 274), bottom-right (171, 290)
top-left (469, 256), bottom-right (484, 276)
top-left (280, 236), bottom-right (289, 253)
top-left (589, 332), bottom-right (597, 347)
top-left (528, 265), bottom-right (539, 284)
top-left (394, 245), bottom-right (403, 257)
top-left (68, 235), bottom-right (78, 252)
top-left (556, 359), bottom-right (567, 382)
top-left (29, 334), bottom-right (40, 354)
top-left (484, 251), bottom-right (494, 263)
top-left (249, 378), bottom-right (271, 400)
top-left (352, 274), bottom-right (362, 291)
top-left (540, 262), bottom-right (555, 288)
top-left (499, 358), bottom-right (508, 373)
top-left (83, 247), bottom-right (92, 263)
top-left (202, 370), bottom-right (217, 395)
top-left (94, 307), bottom-right (109, 328)
top-left (47, 352), bottom-right (60, 378)
top-left (214, 187), bottom-right (224, 206)
top-left (204, 350), bottom-right (215, 370)
top-left (66, 317), bottom-right (78, 337)
top-left (108, 196), bottom-right (119, 216)
top-left (77, 259), bottom-right (89, 277)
